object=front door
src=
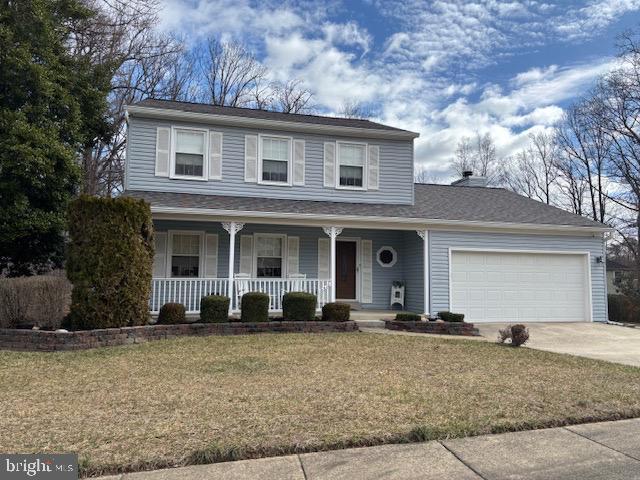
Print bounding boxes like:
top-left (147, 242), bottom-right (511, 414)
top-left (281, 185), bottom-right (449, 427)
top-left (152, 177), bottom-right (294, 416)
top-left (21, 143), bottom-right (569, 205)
top-left (336, 241), bottom-right (357, 299)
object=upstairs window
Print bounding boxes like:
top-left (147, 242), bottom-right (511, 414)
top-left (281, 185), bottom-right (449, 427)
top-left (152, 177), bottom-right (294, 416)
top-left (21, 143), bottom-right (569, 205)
top-left (174, 128), bottom-right (206, 179)
top-left (255, 235), bottom-right (284, 278)
top-left (170, 233), bottom-right (201, 277)
top-left (260, 136), bottom-right (290, 184)
top-left (337, 142), bottom-right (366, 188)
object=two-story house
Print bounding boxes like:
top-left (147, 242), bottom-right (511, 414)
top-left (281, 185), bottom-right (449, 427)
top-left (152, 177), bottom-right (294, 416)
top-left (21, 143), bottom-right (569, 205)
top-left (124, 99), bottom-right (610, 322)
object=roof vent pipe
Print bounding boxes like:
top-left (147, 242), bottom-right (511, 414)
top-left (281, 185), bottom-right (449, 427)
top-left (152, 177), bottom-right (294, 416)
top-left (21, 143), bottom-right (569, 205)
top-left (462, 170), bottom-right (473, 178)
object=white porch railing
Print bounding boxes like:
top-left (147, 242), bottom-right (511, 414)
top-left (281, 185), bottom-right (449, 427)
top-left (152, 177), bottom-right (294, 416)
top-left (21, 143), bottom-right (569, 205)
top-left (149, 278), bottom-right (332, 314)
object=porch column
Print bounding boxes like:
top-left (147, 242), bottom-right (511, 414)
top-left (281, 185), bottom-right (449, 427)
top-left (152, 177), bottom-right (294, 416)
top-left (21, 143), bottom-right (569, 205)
top-left (323, 226), bottom-right (343, 302)
top-left (223, 222), bottom-right (244, 314)
top-left (417, 229), bottom-right (430, 316)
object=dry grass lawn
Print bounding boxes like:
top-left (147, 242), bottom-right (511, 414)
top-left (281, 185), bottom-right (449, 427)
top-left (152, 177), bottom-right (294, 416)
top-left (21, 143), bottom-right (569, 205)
top-left (2, 332), bottom-right (640, 476)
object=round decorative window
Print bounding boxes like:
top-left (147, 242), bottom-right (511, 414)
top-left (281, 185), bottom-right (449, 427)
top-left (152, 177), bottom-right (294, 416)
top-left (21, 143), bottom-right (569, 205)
top-left (377, 246), bottom-right (397, 268)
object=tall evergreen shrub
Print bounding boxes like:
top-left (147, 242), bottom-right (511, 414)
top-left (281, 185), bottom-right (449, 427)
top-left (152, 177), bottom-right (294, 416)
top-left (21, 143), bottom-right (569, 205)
top-left (66, 196), bottom-right (153, 329)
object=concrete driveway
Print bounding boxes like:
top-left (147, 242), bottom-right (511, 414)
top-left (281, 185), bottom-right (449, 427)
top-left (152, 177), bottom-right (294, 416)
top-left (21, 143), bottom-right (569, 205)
top-left (477, 322), bottom-right (640, 367)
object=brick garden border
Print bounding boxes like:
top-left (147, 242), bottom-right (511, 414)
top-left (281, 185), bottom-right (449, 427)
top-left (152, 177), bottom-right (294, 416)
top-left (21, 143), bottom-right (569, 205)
top-left (0, 321), bottom-right (359, 352)
top-left (385, 320), bottom-right (480, 336)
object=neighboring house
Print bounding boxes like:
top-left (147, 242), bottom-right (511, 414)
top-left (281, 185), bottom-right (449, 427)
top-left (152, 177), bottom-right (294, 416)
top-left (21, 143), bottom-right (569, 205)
top-left (124, 99), bottom-right (610, 323)
top-left (606, 258), bottom-right (633, 295)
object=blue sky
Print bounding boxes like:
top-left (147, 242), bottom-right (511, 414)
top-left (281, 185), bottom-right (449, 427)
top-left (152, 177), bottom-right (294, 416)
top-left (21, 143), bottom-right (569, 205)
top-left (158, 0), bottom-right (640, 178)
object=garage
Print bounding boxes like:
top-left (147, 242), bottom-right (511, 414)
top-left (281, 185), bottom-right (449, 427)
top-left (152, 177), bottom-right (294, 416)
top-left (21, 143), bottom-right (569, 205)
top-left (450, 250), bottom-right (591, 323)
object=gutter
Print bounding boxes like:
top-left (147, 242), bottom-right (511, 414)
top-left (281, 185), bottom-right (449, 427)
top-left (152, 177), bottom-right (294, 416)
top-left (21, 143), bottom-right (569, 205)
top-left (126, 105), bottom-right (420, 140)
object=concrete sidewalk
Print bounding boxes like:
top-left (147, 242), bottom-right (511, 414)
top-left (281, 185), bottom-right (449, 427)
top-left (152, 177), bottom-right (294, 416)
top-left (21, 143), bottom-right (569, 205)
top-left (101, 418), bottom-right (640, 480)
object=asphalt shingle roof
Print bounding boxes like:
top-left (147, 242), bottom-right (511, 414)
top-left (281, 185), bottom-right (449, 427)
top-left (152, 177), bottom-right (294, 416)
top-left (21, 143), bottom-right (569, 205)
top-left (125, 184), bottom-right (606, 229)
top-left (131, 98), bottom-right (415, 134)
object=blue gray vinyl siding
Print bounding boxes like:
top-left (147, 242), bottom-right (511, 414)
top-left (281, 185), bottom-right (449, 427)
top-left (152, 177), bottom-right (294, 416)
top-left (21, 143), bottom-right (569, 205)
top-left (429, 231), bottom-right (607, 322)
top-left (402, 231), bottom-right (425, 314)
top-left (127, 117), bottom-right (415, 204)
top-left (153, 221), bottom-right (409, 310)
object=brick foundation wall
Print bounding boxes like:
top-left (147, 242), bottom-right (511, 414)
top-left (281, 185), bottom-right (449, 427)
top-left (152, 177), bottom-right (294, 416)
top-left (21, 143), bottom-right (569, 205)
top-left (0, 321), bottom-right (359, 352)
top-left (385, 320), bottom-right (480, 336)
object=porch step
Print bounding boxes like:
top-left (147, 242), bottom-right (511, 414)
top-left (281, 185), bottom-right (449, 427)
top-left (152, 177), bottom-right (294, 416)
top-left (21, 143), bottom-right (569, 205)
top-left (340, 301), bottom-right (362, 311)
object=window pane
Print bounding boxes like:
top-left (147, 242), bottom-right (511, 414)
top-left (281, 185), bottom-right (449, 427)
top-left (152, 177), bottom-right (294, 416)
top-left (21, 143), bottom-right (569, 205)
top-left (340, 165), bottom-right (363, 187)
top-left (173, 234), bottom-right (200, 255)
top-left (262, 138), bottom-right (289, 161)
top-left (256, 237), bottom-right (282, 257)
top-left (176, 130), bottom-right (205, 154)
top-left (171, 255), bottom-right (199, 277)
top-left (339, 144), bottom-right (365, 166)
top-left (262, 159), bottom-right (288, 182)
top-left (175, 153), bottom-right (203, 177)
top-left (257, 257), bottom-right (282, 278)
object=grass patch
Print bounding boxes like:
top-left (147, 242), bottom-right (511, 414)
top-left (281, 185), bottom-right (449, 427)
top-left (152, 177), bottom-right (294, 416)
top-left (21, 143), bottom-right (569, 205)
top-left (2, 332), bottom-right (640, 477)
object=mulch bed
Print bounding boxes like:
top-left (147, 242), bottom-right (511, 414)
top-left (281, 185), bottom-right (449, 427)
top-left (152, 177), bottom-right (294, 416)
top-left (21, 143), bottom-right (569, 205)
top-left (385, 319), bottom-right (479, 336)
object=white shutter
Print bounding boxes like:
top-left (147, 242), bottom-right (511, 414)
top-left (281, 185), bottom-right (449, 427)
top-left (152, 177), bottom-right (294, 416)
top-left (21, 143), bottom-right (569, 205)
top-left (323, 142), bottom-right (336, 187)
top-left (155, 127), bottom-right (171, 177)
top-left (318, 238), bottom-right (330, 280)
top-left (293, 139), bottom-right (305, 186)
top-left (153, 232), bottom-right (167, 277)
top-left (368, 145), bottom-right (379, 190)
top-left (204, 234), bottom-right (218, 277)
top-left (244, 134), bottom-right (258, 182)
top-left (239, 235), bottom-right (253, 275)
top-left (209, 131), bottom-right (222, 180)
top-left (361, 239), bottom-right (373, 303)
top-left (287, 236), bottom-right (300, 275)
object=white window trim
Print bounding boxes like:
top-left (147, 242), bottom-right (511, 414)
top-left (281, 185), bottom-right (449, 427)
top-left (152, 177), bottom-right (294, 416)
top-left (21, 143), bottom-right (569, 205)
top-left (170, 126), bottom-right (209, 181)
top-left (253, 233), bottom-right (288, 279)
top-left (335, 140), bottom-right (368, 191)
top-left (376, 246), bottom-right (397, 268)
top-left (257, 134), bottom-right (293, 187)
top-left (167, 230), bottom-right (205, 278)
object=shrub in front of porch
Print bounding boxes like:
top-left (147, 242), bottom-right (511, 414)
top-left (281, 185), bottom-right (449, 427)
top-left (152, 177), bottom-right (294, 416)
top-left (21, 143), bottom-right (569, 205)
top-left (282, 292), bottom-right (317, 321)
top-left (322, 302), bottom-right (350, 322)
top-left (241, 292), bottom-right (269, 322)
top-left (158, 303), bottom-right (186, 324)
top-left (66, 196), bottom-right (153, 330)
top-left (438, 311), bottom-right (465, 322)
top-left (200, 295), bottom-right (230, 323)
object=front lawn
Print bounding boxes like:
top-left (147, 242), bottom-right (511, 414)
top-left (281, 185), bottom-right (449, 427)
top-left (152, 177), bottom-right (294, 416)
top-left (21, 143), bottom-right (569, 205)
top-left (2, 332), bottom-right (640, 476)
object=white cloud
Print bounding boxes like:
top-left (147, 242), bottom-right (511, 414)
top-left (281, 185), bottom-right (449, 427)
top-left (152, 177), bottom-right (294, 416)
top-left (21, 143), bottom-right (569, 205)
top-left (156, 0), bottom-right (629, 180)
top-left (555, 0), bottom-right (640, 40)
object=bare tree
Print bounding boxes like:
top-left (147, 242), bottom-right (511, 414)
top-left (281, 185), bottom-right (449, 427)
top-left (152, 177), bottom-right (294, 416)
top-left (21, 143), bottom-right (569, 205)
top-left (500, 132), bottom-right (560, 205)
top-left (414, 166), bottom-right (440, 184)
top-left (70, 0), bottom-right (183, 195)
top-left (588, 31), bottom-right (640, 292)
top-left (271, 79), bottom-right (314, 114)
top-left (452, 132), bottom-right (498, 182)
top-left (338, 100), bottom-right (371, 119)
top-left (200, 38), bottom-right (268, 107)
top-left (555, 100), bottom-right (611, 222)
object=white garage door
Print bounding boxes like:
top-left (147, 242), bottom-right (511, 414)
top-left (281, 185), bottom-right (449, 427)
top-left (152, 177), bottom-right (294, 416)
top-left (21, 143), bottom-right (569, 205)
top-left (450, 251), bottom-right (590, 323)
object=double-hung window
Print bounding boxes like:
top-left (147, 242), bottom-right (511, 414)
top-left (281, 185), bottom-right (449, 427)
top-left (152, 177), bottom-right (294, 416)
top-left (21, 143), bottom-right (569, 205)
top-left (170, 233), bottom-right (201, 277)
top-left (260, 136), bottom-right (290, 184)
top-left (173, 128), bottom-right (207, 179)
top-left (255, 235), bottom-right (284, 278)
top-left (337, 142), bottom-right (366, 188)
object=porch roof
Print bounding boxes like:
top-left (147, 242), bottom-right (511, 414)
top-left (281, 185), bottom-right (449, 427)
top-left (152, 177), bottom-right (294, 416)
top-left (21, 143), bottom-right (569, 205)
top-left (125, 184), bottom-right (608, 232)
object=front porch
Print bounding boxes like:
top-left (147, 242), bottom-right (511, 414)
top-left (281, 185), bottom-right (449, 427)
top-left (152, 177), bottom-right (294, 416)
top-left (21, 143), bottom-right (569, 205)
top-left (150, 277), bottom-right (332, 314)
top-left (149, 219), bottom-right (431, 316)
